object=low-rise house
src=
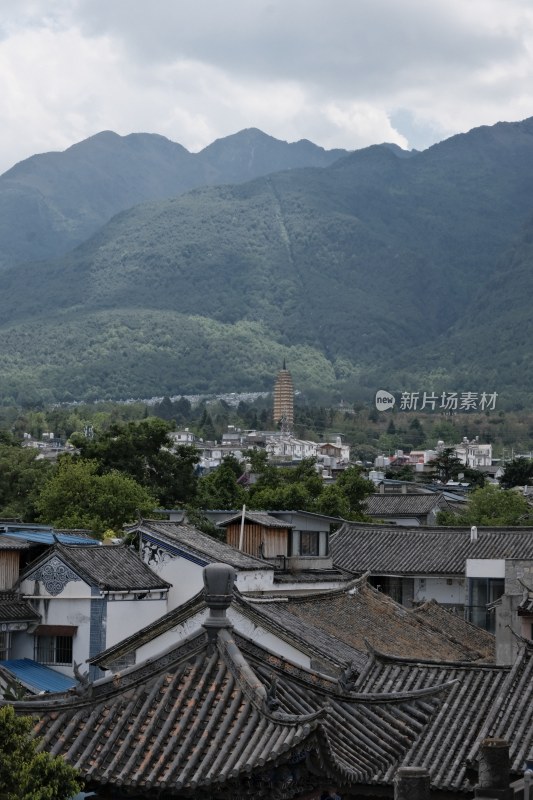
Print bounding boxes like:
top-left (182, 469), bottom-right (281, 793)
top-left (169, 428), bottom-right (198, 445)
top-left (364, 491), bottom-right (453, 526)
top-left (331, 522), bottom-right (533, 629)
top-left (10, 564), bottom-right (533, 798)
top-left (7, 564), bottom-right (452, 799)
top-left (130, 518), bottom-right (276, 606)
top-left (242, 576), bottom-right (495, 666)
top-left (206, 508), bottom-right (342, 564)
top-left (0, 592), bottom-right (40, 663)
top-left (454, 437), bottom-right (492, 468)
top-left (131, 517), bottom-right (351, 604)
top-left (89, 573), bottom-right (494, 681)
top-left (16, 543), bottom-right (170, 680)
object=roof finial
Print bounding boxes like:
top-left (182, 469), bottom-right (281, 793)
top-left (202, 563), bottom-right (236, 641)
top-left (282, 358), bottom-right (287, 370)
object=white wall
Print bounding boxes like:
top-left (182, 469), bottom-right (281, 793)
top-left (106, 596), bottom-right (168, 650)
top-left (13, 595), bottom-right (91, 677)
top-left (229, 608), bottom-right (311, 668)
top-left (140, 536), bottom-right (275, 609)
top-left (413, 576), bottom-right (465, 605)
top-left (106, 606), bottom-right (312, 672)
top-left (466, 559), bottom-right (506, 578)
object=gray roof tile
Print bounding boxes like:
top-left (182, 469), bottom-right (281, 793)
top-left (0, 592), bottom-right (40, 623)
top-left (128, 519), bottom-right (272, 570)
top-left (332, 522), bottom-right (533, 575)
top-left (17, 626), bottom-right (450, 796)
top-left (21, 543), bottom-right (170, 592)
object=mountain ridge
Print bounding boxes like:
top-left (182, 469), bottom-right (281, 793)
top-left (1, 117), bottom-right (533, 405)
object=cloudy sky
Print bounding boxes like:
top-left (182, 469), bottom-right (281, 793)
top-left (1, 0), bottom-right (533, 174)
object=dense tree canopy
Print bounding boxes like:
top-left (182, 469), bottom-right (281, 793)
top-left (35, 458), bottom-right (156, 534)
top-left (0, 443), bottom-right (53, 520)
top-left (0, 705), bottom-right (81, 800)
top-left (437, 484), bottom-right (533, 527)
top-left (195, 456), bottom-right (373, 519)
top-left (71, 418), bottom-right (199, 507)
top-left (500, 457), bottom-right (533, 489)
top-left (195, 458), bottom-right (247, 510)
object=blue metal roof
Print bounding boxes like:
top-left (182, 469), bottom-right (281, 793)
top-left (0, 658), bottom-right (77, 693)
top-left (1, 530), bottom-right (99, 546)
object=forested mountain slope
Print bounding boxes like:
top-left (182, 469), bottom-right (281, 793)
top-left (1, 117), bottom-right (533, 404)
top-left (0, 128), bottom-right (346, 268)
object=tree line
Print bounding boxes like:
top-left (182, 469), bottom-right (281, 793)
top-left (0, 418), bottom-right (374, 535)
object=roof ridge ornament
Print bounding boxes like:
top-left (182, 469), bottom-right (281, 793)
top-left (202, 563), bottom-right (236, 644)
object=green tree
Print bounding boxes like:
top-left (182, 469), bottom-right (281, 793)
top-left (71, 419), bottom-right (199, 507)
top-left (0, 705), bottom-right (81, 800)
top-left (35, 458), bottom-right (156, 534)
top-left (500, 457), bottom-right (533, 489)
top-left (334, 466), bottom-right (374, 518)
top-left (0, 443), bottom-right (54, 520)
top-left (314, 484), bottom-right (350, 518)
top-left (437, 484), bottom-right (533, 526)
top-left (195, 460), bottom-right (246, 510)
top-left (429, 447), bottom-right (464, 483)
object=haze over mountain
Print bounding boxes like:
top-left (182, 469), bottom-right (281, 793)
top-left (1, 118), bottom-right (533, 407)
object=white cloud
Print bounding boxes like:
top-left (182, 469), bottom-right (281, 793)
top-left (0, 0), bottom-right (533, 172)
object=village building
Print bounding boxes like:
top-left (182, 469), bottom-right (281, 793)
top-left (7, 563), bottom-right (533, 798)
top-left (330, 522), bottom-right (533, 631)
top-left (6, 563), bottom-right (454, 799)
top-left (15, 543), bottom-right (170, 681)
top-left (129, 516), bottom-right (351, 607)
top-left (88, 573), bottom-right (495, 679)
top-left (364, 491), bottom-right (454, 526)
top-left (0, 527), bottom-right (100, 685)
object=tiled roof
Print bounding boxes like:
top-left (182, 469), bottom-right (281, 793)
top-left (518, 585), bottom-right (533, 615)
top-left (245, 578), bottom-right (494, 664)
top-left (354, 643), bottom-right (533, 792)
top-left (331, 522), bottom-right (533, 575)
top-left (365, 493), bottom-right (450, 516)
top-left (16, 626), bottom-right (450, 797)
top-left (0, 534), bottom-right (30, 550)
top-left (217, 511), bottom-right (293, 529)
top-left (0, 592), bottom-right (40, 624)
top-left (127, 519), bottom-right (272, 570)
top-left (21, 543), bottom-right (170, 592)
top-left (411, 600), bottom-right (495, 659)
top-left (89, 588), bottom-right (363, 673)
top-left (236, 594), bottom-right (367, 671)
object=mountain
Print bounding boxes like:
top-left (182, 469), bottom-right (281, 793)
top-left (0, 128), bottom-right (347, 269)
top-left (1, 117), bottom-right (533, 405)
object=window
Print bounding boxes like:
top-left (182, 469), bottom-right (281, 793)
top-left (466, 578), bottom-right (505, 632)
top-left (300, 531), bottom-right (320, 556)
top-left (34, 634), bottom-right (73, 665)
top-left (290, 530), bottom-right (329, 557)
